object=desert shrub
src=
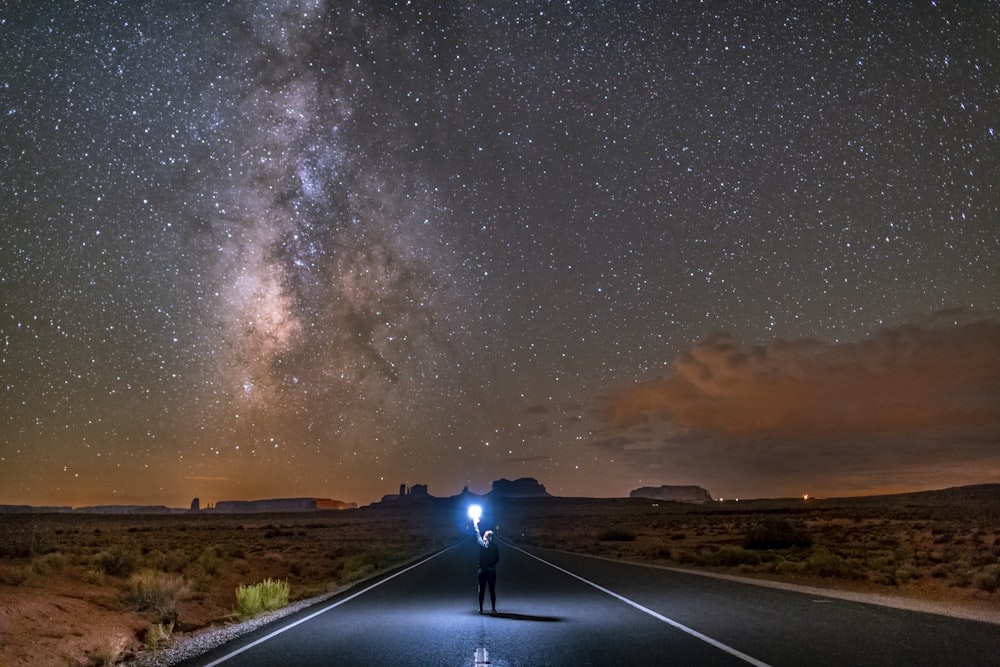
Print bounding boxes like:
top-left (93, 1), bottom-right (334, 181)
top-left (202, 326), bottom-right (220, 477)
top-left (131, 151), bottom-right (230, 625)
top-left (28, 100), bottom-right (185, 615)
top-left (597, 527), bottom-right (636, 542)
top-left (264, 528), bottom-right (296, 538)
top-left (673, 550), bottom-right (696, 565)
top-left (872, 560), bottom-right (920, 586)
top-left (3, 564), bottom-right (32, 586)
top-left (194, 545), bottom-right (221, 577)
top-left (744, 518), bottom-right (812, 550)
top-left (728, 546), bottom-right (762, 566)
top-left (891, 544), bottom-right (915, 564)
top-left (643, 546), bottom-right (673, 560)
top-left (143, 621), bottom-right (174, 648)
top-left (96, 547), bottom-right (138, 578)
top-left (338, 546), bottom-right (403, 583)
top-left (971, 551), bottom-right (997, 567)
top-left (263, 551), bottom-right (287, 565)
top-left (696, 546), bottom-right (761, 567)
top-left (87, 630), bottom-right (130, 667)
top-left (236, 578), bottom-right (290, 619)
top-left (32, 551), bottom-right (65, 575)
top-left (374, 545), bottom-right (406, 567)
top-left (973, 565), bottom-right (1000, 593)
top-left (951, 568), bottom-right (974, 588)
top-left (775, 559), bottom-right (804, 575)
top-left (927, 550), bottom-right (946, 564)
top-left (83, 568), bottom-right (106, 585)
top-left (878, 571), bottom-right (899, 586)
top-left (896, 565), bottom-right (921, 583)
top-left (125, 570), bottom-right (189, 622)
top-left (805, 548), bottom-right (851, 578)
top-left (156, 549), bottom-right (190, 574)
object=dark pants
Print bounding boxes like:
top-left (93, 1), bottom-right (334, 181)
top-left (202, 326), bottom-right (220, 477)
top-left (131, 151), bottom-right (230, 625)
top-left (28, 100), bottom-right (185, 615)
top-left (478, 566), bottom-right (496, 611)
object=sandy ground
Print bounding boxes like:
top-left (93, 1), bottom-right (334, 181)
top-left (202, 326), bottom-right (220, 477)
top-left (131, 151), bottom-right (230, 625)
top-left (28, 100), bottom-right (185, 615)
top-left (0, 573), bottom-right (146, 666)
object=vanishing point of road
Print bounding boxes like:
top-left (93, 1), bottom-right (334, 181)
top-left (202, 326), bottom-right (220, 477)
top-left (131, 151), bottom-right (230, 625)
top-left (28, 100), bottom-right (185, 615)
top-left (181, 537), bottom-right (999, 666)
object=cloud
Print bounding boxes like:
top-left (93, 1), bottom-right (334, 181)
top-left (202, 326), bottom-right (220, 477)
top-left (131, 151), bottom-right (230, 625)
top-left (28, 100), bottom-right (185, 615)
top-left (603, 313), bottom-right (1000, 440)
top-left (594, 313), bottom-right (1000, 496)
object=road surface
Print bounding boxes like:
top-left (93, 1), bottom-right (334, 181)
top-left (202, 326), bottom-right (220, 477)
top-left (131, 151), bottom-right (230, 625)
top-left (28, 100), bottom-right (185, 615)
top-left (182, 536), bottom-right (999, 666)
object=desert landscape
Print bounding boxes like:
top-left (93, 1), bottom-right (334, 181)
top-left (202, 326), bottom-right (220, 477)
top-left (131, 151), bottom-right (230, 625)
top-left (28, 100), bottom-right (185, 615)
top-left (1, 485), bottom-right (998, 666)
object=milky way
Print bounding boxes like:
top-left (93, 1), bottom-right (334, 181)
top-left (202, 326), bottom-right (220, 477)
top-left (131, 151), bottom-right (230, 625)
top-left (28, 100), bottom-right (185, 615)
top-left (2, 1), bottom-right (998, 506)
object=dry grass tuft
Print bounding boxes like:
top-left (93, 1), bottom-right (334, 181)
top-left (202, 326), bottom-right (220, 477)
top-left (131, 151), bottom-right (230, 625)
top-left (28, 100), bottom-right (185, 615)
top-left (124, 570), bottom-right (190, 623)
top-left (143, 621), bottom-right (174, 648)
top-left (87, 629), bottom-right (130, 666)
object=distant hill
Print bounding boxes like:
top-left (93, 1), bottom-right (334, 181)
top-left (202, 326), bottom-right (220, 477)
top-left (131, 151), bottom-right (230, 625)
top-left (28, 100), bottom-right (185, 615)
top-left (0, 498), bottom-right (356, 514)
top-left (832, 484), bottom-right (1000, 508)
top-left (0, 505), bottom-right (73, 514)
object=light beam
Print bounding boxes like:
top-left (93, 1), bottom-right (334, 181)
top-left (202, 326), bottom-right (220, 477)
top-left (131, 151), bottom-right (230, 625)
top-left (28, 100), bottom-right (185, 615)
top-left (467, 504), bottom-right (482, 524)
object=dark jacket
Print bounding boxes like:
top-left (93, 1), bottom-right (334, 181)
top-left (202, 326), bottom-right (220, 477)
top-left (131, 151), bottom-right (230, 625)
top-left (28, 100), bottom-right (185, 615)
top-left (477, 532), bottom-right (499, 569)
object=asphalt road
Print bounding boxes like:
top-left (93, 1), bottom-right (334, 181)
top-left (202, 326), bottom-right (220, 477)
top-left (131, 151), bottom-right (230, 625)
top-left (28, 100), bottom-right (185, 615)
top-left (182, 537), bottom-right (999, 666)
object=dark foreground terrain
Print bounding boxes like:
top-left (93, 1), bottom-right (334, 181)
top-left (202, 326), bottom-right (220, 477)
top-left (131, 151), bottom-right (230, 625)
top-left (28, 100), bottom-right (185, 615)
top-left (1, 485), bottom-right (997, 665)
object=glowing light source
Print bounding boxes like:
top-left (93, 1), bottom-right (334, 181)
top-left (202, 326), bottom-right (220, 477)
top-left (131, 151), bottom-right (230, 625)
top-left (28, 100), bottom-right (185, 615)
top-left (468, 504), bottom-right (482, 523)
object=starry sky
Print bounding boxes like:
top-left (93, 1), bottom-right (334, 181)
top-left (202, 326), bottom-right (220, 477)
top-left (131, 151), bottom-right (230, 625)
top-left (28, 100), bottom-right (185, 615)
top-left (2, 0), bottom-right (998, 508)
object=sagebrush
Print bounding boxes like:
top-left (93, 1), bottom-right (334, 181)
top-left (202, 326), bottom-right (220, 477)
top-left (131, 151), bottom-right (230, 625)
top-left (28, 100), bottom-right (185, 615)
top-left (236, 578), bottom-right (290, 619)
top-left (124, 570), bottom-right (189, 622)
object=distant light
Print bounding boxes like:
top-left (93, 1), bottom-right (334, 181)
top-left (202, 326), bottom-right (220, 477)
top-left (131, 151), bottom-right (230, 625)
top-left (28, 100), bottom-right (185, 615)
top-left (468, 504), bottom-right (482, 522)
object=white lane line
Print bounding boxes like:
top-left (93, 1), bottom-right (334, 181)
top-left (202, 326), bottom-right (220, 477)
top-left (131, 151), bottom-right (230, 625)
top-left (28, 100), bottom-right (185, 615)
top-left (514, 545), bottom-right (772, 667)
top-left (201, 542), bottom-right (463, 666)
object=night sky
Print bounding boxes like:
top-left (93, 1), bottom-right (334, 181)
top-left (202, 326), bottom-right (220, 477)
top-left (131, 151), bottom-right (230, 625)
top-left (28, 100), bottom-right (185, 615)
top-left (3, 1), bottom-right (998, 508)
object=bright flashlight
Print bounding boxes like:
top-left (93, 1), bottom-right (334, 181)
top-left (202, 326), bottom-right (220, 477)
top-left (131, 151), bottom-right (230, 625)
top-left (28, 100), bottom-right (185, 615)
top-left (468, 504), bottom-right (482, 523)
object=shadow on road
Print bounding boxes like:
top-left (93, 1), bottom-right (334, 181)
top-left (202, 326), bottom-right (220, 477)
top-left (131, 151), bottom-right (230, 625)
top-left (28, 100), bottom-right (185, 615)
top-left (476, 611), bottom-right (562, 622)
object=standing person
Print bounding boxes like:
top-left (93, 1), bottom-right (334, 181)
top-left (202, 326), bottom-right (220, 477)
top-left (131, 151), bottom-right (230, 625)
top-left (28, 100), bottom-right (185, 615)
top-left (475, 520), bottom-right (499, 615)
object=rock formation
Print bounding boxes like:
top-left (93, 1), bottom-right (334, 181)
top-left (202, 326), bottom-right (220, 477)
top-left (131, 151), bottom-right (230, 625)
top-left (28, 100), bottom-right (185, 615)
top-left (630, 485), bottom-right (713, 503)
top-left (213, 497), bottom-right (354, 512)
top-left (74, 505), bottom-right (175, 514)
top-left (490, 477), bottom-right (551, 497)
top-left (381, 484), bottom-right (432, 503)
top-left (314, 498), bottom-right (357, 510)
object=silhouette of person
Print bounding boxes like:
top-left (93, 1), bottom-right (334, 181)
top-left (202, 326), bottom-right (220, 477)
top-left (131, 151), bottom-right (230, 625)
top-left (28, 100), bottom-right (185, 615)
top-left (475, 522), bottom-right (499, 615)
